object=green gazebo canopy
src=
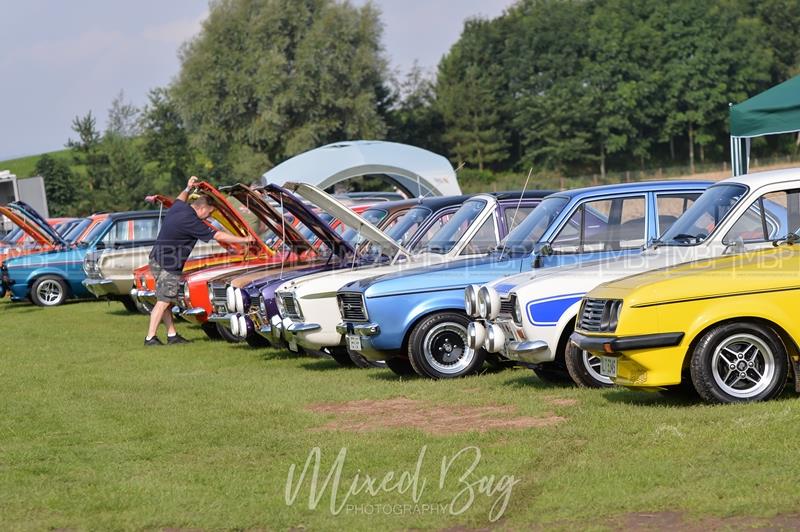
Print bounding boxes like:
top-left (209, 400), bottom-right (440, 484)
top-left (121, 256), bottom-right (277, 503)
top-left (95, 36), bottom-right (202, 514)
top-left (730, 75), bottom-right (800, 138)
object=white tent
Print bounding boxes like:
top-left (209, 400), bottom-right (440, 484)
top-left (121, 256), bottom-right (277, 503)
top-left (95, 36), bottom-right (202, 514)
top-left (260, 140), bottom-right (460, 197)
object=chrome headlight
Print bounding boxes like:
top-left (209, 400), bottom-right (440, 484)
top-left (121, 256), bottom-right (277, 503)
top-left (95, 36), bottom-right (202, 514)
top-left (183, 282), bottom-right (190, 301)
top-left (464, 284), bottom-right (480, 317)
top-left (258, 295), bottom-right (267, 316)
top-left (478, 286), bottom-right (500, 320)
top-left (226, 285), bottom-right (236, 312)
top-left (512, 295), bottom-right (524, 326)
top-left (234, 288), bottom-right (245, 314)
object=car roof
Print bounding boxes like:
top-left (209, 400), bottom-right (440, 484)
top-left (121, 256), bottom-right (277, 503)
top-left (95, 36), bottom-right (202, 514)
top-left (553, 180), bottom-right (712, 199)
top-left (724, 167), bottom-right (800, 188)
top-left (489, 190), bottom-right (557, 201)
top-left (105, 210), bottom-right (163, 220)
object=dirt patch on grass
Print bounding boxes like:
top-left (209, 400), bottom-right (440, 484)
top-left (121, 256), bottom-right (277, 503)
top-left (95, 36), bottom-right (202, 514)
top-left (541, 396), bottom-right (579, 407)
top-left (615, 511), bottom-right (800, 531)
top-left (309, 397), bottom-right (564, 435)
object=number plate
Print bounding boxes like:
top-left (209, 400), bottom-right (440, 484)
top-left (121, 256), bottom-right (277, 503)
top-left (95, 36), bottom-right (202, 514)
top-left (347, 335), bottom-right (362, 351)
top-left (288, 339), bottom-right (298, 352)
top-left (600, 356), bottom-right (617, 378)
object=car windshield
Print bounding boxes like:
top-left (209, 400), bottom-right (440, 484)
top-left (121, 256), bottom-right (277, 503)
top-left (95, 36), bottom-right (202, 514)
top-left (340, 208), bottom-right (388, 244)
top-left (385, 206), bottom-right (432, 247)
top-left (498, 196), bottom-right (570, 255)
top-left (78, 218), bottom-right (112, 246)
top-left (422, 199), bottom-right (487, 254)
top-left (62, 218), bottom-right (91, 243)
top-left (658, 184), bottom-right (748, 246)
top-left (1, 227), bottom-right (22, 244)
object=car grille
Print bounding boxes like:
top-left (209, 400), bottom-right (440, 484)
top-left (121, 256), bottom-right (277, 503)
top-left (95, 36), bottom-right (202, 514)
top-left (209, 282), bottom-right (228, 313)
top-left (499, 296), bottom-right (514, 317)
top-left (578, 298), bottom-right (622, 333)
top-left (281, 294), bottom-right (302, 320)
top-left (337, 292), bottom-right (368, 322)
top-left (250, 294), bottom-right (262, 313)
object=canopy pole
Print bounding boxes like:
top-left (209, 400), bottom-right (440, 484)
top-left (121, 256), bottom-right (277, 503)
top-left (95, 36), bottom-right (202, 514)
top-left (730, 136), bottom-right (736, 176)
top-left (745, 138), bottom-right (751, 175)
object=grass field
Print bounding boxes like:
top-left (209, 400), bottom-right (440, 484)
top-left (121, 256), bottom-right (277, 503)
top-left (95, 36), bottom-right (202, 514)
top-left (3, 298), bottom-right (800, 530)
top-left (0, 149), bottom-right (73, 178)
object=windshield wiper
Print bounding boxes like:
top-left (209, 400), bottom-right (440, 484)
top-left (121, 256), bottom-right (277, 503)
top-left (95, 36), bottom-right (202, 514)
top-left (772, 232), bottom-right (800, 247)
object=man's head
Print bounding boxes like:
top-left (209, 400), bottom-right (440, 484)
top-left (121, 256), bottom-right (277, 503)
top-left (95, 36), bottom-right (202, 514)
top-left (191, 195), bottom-right (216, 219)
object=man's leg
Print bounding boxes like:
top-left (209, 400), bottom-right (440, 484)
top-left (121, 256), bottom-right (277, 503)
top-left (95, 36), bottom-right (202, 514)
top-left (160, 304), bottom-right (177, 336)
top-left (147, 301), bottom-right (170, 339)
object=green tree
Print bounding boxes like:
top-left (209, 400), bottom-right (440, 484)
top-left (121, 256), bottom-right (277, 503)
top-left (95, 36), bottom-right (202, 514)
top-left (172, 0), bottom-right (389, 180)
top-left (34, 154), bottom-right (81, 217)
top-left (385, 63), bottom-right (445, 155)
top-left (436, 17), bottom-right (510, 170)
top-left (140, 88), bottom-right (196, 192)
top-left (66, 111), bottom-right (110, 212)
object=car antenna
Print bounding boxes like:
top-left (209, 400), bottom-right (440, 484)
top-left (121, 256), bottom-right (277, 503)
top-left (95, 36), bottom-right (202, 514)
top-left (499, 167), bottom-right (533, 258)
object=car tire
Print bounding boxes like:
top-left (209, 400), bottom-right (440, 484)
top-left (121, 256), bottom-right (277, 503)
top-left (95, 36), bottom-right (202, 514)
top-left (30, 276), bottom-right (69, 307)
top-left (690, 321), bottom-right (788, 404)
top-left (386, 357), bottom-right (416, 376)
top-left (328, 347), bottom-right (355, 367)
top-left (408, 312), bottom-right (485, 379)
top-left (121, 296), bottom-right (139, 313)
top-left (564, 341), bottom-right (614, 388)
top-left (201, 322), bottom-right (223, 340)
top-left (216, 322), bottom-right (241, 343)
top-left (245, 332), bottom-right (271, 348)
top-left (348, 349), bottom-right (387, 368)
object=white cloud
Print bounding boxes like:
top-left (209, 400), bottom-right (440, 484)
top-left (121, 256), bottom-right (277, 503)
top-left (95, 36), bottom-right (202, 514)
top-left (142, 11), bottom-right (207, 45)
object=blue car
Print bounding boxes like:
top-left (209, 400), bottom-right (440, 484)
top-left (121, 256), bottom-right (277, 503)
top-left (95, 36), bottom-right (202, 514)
top-left (336, 180), bottom-right (711, 378)
top-left (2, 210), bottom-right (164, 306)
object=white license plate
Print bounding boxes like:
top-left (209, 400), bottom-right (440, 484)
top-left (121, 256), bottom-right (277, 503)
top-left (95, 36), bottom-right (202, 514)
top-left (288, 339), bottom-right (298, 352)
top-left (600, 356), bottom-right (617, 378)
top-left (347, 335), bottom-right (362, 351)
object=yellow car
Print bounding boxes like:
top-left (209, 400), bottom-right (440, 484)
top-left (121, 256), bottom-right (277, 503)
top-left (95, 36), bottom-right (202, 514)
top-left (571, 243), bottom-right (800, 403)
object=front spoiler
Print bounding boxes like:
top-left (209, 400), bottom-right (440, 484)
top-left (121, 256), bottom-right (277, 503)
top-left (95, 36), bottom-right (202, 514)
top-left (571, 331), bottom-right (685, 354)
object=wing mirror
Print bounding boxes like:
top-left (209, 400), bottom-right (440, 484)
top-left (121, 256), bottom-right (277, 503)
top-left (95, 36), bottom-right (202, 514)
top-left (723, 236), bottom-right (745, 255)
top-left (531, 242), bottom-right (553, 269)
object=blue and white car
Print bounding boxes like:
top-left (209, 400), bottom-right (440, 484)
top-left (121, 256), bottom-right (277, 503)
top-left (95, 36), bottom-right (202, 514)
top-left (338, 180), bottom-right (711, 378)
top-left (471, 168), bottom-right (798, 387)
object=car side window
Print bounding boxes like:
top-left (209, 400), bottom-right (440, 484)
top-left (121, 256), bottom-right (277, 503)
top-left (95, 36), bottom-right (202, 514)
top-left (551, 196), bottom-right (646, 253)
top-left (656, 193), bottom-right (701, 236)
top-left (460, 217), bottom-right (497, 255)
top-left (411, 211), bottom-right (454, 250)
top-left (724, 190), bottom-right (800, 243)
top-left (102, 218), bottom-right (159, 245)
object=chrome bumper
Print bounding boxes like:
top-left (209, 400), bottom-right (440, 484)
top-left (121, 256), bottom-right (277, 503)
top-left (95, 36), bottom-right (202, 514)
top-left (181, 307), bottom-right (207, 323)
top-left (208, 312), bottom-right (233, 324)
top-left (335, 322), bottom-right (380, 336)
top-left (83, 278), bottom-right (115, 297)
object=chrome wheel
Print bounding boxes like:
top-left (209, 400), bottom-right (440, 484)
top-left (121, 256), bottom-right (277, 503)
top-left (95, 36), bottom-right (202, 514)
top-left (583, 350), bottom-right (613, 385)
top-left (423, 322), bottom-right (473, 376)
top-left (711, 333), bottom-right (775, 399)
top-left (37, 279), bottom-right (64, 306)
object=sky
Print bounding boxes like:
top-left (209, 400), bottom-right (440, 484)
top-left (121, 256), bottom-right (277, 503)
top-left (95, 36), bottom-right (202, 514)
top-left (1, 0), bottom-right (515, 162)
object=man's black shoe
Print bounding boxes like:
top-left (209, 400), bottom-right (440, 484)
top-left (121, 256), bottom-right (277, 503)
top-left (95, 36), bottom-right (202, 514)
top-left (144, 336), bottom-right (163, 346)
top-left (167, 334), bottom-right (190, 345)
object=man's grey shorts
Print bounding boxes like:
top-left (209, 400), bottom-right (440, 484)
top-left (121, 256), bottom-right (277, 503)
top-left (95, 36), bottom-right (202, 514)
top-left (149, 259), bottom-right (180, 303)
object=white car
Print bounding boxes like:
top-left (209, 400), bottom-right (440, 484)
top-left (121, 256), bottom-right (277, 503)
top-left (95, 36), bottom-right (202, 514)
top-left (467, 168), bottom-right (800, 387)
top-left (275, 185), bottom-right (548, 366)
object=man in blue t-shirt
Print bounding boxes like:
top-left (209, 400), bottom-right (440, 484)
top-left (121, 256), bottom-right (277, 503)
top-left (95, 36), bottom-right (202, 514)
top-left (145, 176), bottom-right (254, 346)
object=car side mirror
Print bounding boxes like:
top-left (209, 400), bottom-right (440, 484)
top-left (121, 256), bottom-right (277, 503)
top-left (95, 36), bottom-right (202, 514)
top-left (723, 236), bottom-right (745, 255)
top-left (531, 242), bottom-right (552, 268)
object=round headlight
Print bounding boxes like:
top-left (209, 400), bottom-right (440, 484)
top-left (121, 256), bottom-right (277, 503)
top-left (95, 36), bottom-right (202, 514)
top-left (478, 286), bottom-right (501, 320)
top-left (234, 288), bottom-right (245, 314)
top-left (513, 296), bottom-right (524, 326)
top-left (465, 285), bottom-right (480, 317)
top-left (226, 286), bottom-right (236, 313)
top-left (467, 321), bottom-right (486, 351)
top-left (229, 314), bottom-right (240, 336)
top-left (485, 323), bottom-right (506, 353)
top-left (238, 315), bottom-right (249, 338)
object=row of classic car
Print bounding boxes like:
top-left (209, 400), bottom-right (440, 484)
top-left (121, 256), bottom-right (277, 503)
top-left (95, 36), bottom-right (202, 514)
top-left (4, 164), bottom-right (800, 404)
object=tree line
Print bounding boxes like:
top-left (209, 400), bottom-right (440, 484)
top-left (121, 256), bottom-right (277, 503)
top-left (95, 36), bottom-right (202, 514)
top-left (38, 0), bottom-right (800, 216)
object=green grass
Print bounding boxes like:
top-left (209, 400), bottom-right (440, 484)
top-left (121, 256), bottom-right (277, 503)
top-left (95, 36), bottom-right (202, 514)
top-left (0, 149), bottom-right (73, 178)
top-left (2, 298), bottom-right (800, 530)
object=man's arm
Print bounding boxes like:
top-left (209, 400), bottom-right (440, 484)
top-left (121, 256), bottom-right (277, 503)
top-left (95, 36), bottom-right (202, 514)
top-left (177, 176), bottom-right (200, 202)
top-left (214, 231), bottom-right (255, 245)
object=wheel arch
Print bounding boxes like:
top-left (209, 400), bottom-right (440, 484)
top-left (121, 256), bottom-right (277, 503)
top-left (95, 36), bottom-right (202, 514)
top-left (680, 316), bottom-right (799, 372)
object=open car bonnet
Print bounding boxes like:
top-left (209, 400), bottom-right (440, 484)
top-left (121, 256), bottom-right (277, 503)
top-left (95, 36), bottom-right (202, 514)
top-left (190, 182), bottom-right (273, 256)
top-left (0, 202), bottom-right (66, 247)
top-left (284, 182), bottom-right (411, 259)
top-left (260, 183), bottom-right (354, 258)
top-left (221, 184), bottom-right (315, 255)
